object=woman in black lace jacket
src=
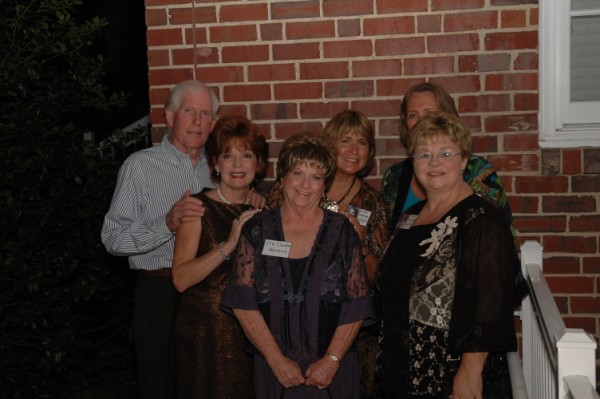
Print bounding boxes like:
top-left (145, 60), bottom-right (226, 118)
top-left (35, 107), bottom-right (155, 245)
top-left (377, 113), bottom-right (526, 399)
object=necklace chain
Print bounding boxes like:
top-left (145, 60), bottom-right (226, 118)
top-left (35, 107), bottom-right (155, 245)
top-left (322, 176), bottom-right (356, 212)
top-left (217, 185), bottom-right (249, 205)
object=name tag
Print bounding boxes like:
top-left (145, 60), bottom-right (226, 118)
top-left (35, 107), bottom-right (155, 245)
top-left (397, 214), bottom-right (418, 230)
top-left (347, 205), bottom-right (371, 227)
top-left (262, 239), bottom-right (292, 258)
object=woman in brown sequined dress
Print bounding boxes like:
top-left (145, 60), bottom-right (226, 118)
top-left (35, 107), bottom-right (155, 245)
top-left (168, 115), bottom-right (269, 399)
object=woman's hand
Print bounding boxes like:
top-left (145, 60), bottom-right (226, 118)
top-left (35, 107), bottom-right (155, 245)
top-left (343, 212), bottom-right (365, 241)
top-left (267, 353), bottom-right (305, 388)
top-left (304, 357), bottom-right (340, 390)
top-left (451, 352), bottom-right (487, 399)
top-left (221, 208), bottom-right (261, 256)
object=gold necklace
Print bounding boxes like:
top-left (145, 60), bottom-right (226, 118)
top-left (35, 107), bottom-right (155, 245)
top-left (322, 176), bottom-right (356, 212)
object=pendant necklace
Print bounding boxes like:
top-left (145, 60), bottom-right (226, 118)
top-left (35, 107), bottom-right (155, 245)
top-left (322, 176), bottom-right (356, 212)
top-left (217, 185), bottom-right (249, 205)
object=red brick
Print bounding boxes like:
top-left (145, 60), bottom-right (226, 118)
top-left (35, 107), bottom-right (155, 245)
top-left (273, 42), bottom-right (320, 61)
top-left (563, 149), bottom-right (582, 175)
top-left (324, 40), bottom-right (372, 58)
top-left (460, 94), bottom-right (511, 113)
top-left (218, 104), bottom-right (247, 118)
top-left (570, 216), bottom-right (600, 233)
top-left (351, 99), bottom-right (402, 117)
top-left (353, 60), bottom-right (403, 78)
top-left (543, 236), bottom-right (597, 254)
top-left (404, 57), bottom-right (454, 75)
top-left (271, 1), bottom-right (320, 20)
top-left (544, 257), bottom-right (581, 274)
top-left (196, 66), bottom-right (244, 83)
top-left (363, 16), bottom-right (415, 36)
top-left (486, 73), bottom-right (538, 91)
top-left (583, 257), bottom-right (600, 273)
top-left (472, 135), bottom-right (498, 153)
top-left (274, 82), bottom-right (322, 100)
top-left (514, 52), bottom-right (538, 70)
top-left (299, 102), bottom-right (349, 119)
top-left (379, 138), bottom-right (406, 157)
top-left (148, 49), bottom-right (170, 67)
top-left (504, 134), bottom-right (538, 151)
top-left (432, 75), bottom-right (481, 93)
top-left (572, 175), bottom-right (600, 193)
top-left (248, 64), bottom-right (296, 82)
top-left (546, 276), bottom-right (595, 294)
top-left (571, 297), bottom-right (600, 314)
top-left (220, 4), bottom-right (268, 22)
top-left (529, 7), bottom-right (539, 26)
top-left (323, 0), bottom-right (373, 16)
top-left (461, 115), bottom-right (482, 132)
top-left (514, 176), bottom-right (568, 194)
top-left (501, 10), bottom-right (527, 28)
top-left (584, 149), bottom-right (600, 174)
top-left (274, 121), bottom-right (324, 140)
top-left (338, 19), bottom-right (361, 37)
top-left (514, 93), bottom-right (538, 111)
top-left (541, 149), bottom-right (561, 176)
top-left (484, 113), bottom-right (537, 133)
top-left (563, 317), bottom-right (597, 332)
top-left (498, 175), bottom-right (512, 193)
top-left (379, 119), bottom-right (401, 138)
top-left (488, 154), bottom-right (538, 172)
top-left (223, 84), bottom-right (271, 102)
top-left (148, 68), bottom-right (193, 86)
top-left (432, 0), bottom-right (484, 10)
top-left (376, 78), bottom-right (423, 97)
top-left (428, 33), bottom-right (479, 53)
top-left (260, 23), bottom-right (283, 41)
top-left (183, 28), bottom-right (208, 45)
top-left (210, 25), bottom-right (257, 43)
top-left (445, 11), bottom-right (498, 32)
top-left (146, 9), bottom-right (168, 26)
top-left (542, 196), bottom-right (596, 213)
top-left (375, 37), bottom-right (425, 56)
top-left (325, 80), bottom-right (375, 98)
top-left (147, 28), bottom-right (184, 47)
top-left (459, 54), bottom-right (511, 73)
top-left (300, 61), bottom-right (349, 80)
top-left (149, 88), bottom-right (171, 107)
top-left (173, 47), bottom-right (218, 65)
top-left (417, 15), bottom-right (442, 33)
top-left (287, 21), bottom-right (335, 40)
top-left (250, 103), bottom-right (297, 121)
top-left (485, 31), bottom-right (538, 51)
top-left (376, 0), bottom-right (427, 13)
top-left (222, 45), bottom-right (269, 63)
top-left (551, 295), bottom-right (569, 314)
top-left (513, 216), bottom-right (566, 233)
top-left (168, 6), bottom-right (216, 25)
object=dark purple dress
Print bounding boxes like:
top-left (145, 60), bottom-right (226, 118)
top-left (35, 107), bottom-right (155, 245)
top-left (169, 192), bottom-right (254, 399)
top-left (222, 208), bottom-right (374, 399)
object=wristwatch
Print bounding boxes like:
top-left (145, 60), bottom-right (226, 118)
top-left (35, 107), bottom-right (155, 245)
top-left (326, 352), bottom-right (340, 363)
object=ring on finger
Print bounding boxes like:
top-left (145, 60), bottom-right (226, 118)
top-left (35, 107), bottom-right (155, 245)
top-left (318, 385), bottom-right (324, 390)
top-left (178, 217), bottom-right (183, 223)
top-left (287, 383), bottom-right (292, 388)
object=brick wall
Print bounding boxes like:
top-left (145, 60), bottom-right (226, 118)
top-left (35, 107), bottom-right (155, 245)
top-left (145, 0), bottom-right (600, 369)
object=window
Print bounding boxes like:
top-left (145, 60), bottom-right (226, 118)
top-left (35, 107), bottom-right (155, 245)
top-left (539, 0), bottom-right (600, 148)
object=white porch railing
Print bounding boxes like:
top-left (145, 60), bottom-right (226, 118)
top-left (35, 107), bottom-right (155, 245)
top-left (510, 241), bottom-right (599, 399)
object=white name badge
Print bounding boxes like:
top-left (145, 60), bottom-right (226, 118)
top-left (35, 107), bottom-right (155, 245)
top-left (262, 239), bottom-right (292, 258)
top-left (347, 205), bottom-right (371, 227)
top-left (397, 214), bottom-right (418, 230)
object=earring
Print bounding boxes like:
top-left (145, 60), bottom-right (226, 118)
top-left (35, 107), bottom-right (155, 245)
top-left (216, 169), bottom-right (220, 177)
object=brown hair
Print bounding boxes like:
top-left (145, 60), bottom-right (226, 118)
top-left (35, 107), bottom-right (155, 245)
top-left (399, 82), bottom-right (459, 147)
top-left (407, 112), bottom-right (472, 158)
top-left (322, 109), bottom-right (375, 178)
top-left (205, 115), bottom-right (269, 183)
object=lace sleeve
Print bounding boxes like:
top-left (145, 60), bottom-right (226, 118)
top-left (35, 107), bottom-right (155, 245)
top-left (344, 224), bottom-right (370, 299)
top-left (355, 182), bottom-right (390, 259)
top-left (231, 233), bottom-right (256, 288)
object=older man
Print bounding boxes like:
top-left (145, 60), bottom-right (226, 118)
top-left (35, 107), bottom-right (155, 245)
top-left (101, 80), bottom-right (218, 399)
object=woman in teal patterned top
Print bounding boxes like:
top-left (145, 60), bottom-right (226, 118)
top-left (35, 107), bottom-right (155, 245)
top-left (381, 82), bottom-right (512, 232)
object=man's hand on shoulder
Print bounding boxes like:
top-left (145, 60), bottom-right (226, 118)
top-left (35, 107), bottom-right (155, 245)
top-left (166, 190), bottom-right (205, 232)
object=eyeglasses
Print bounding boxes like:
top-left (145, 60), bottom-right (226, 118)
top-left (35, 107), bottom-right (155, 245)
top-left (411, 151), bottom-right (463, 163)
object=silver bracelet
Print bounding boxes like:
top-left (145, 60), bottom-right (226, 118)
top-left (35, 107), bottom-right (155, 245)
top-left (218, 241), bottom-right (231, 261)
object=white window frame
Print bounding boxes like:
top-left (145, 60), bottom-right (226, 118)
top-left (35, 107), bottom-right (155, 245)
top-left (539, 1), bottom-right (600, 148)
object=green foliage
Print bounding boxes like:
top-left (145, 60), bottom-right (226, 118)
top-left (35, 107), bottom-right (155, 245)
top-left (0, 0), bottom-right (142, 397)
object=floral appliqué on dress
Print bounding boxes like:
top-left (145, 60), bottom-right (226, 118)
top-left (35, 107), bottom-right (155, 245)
top-left (419, 216), bottom-right (458, 258)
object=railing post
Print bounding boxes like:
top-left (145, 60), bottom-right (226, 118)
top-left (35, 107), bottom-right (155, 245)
top-left (556, 329), bottom-right (598, 399)
top-left (520, 241), bottom-right (544, 399)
